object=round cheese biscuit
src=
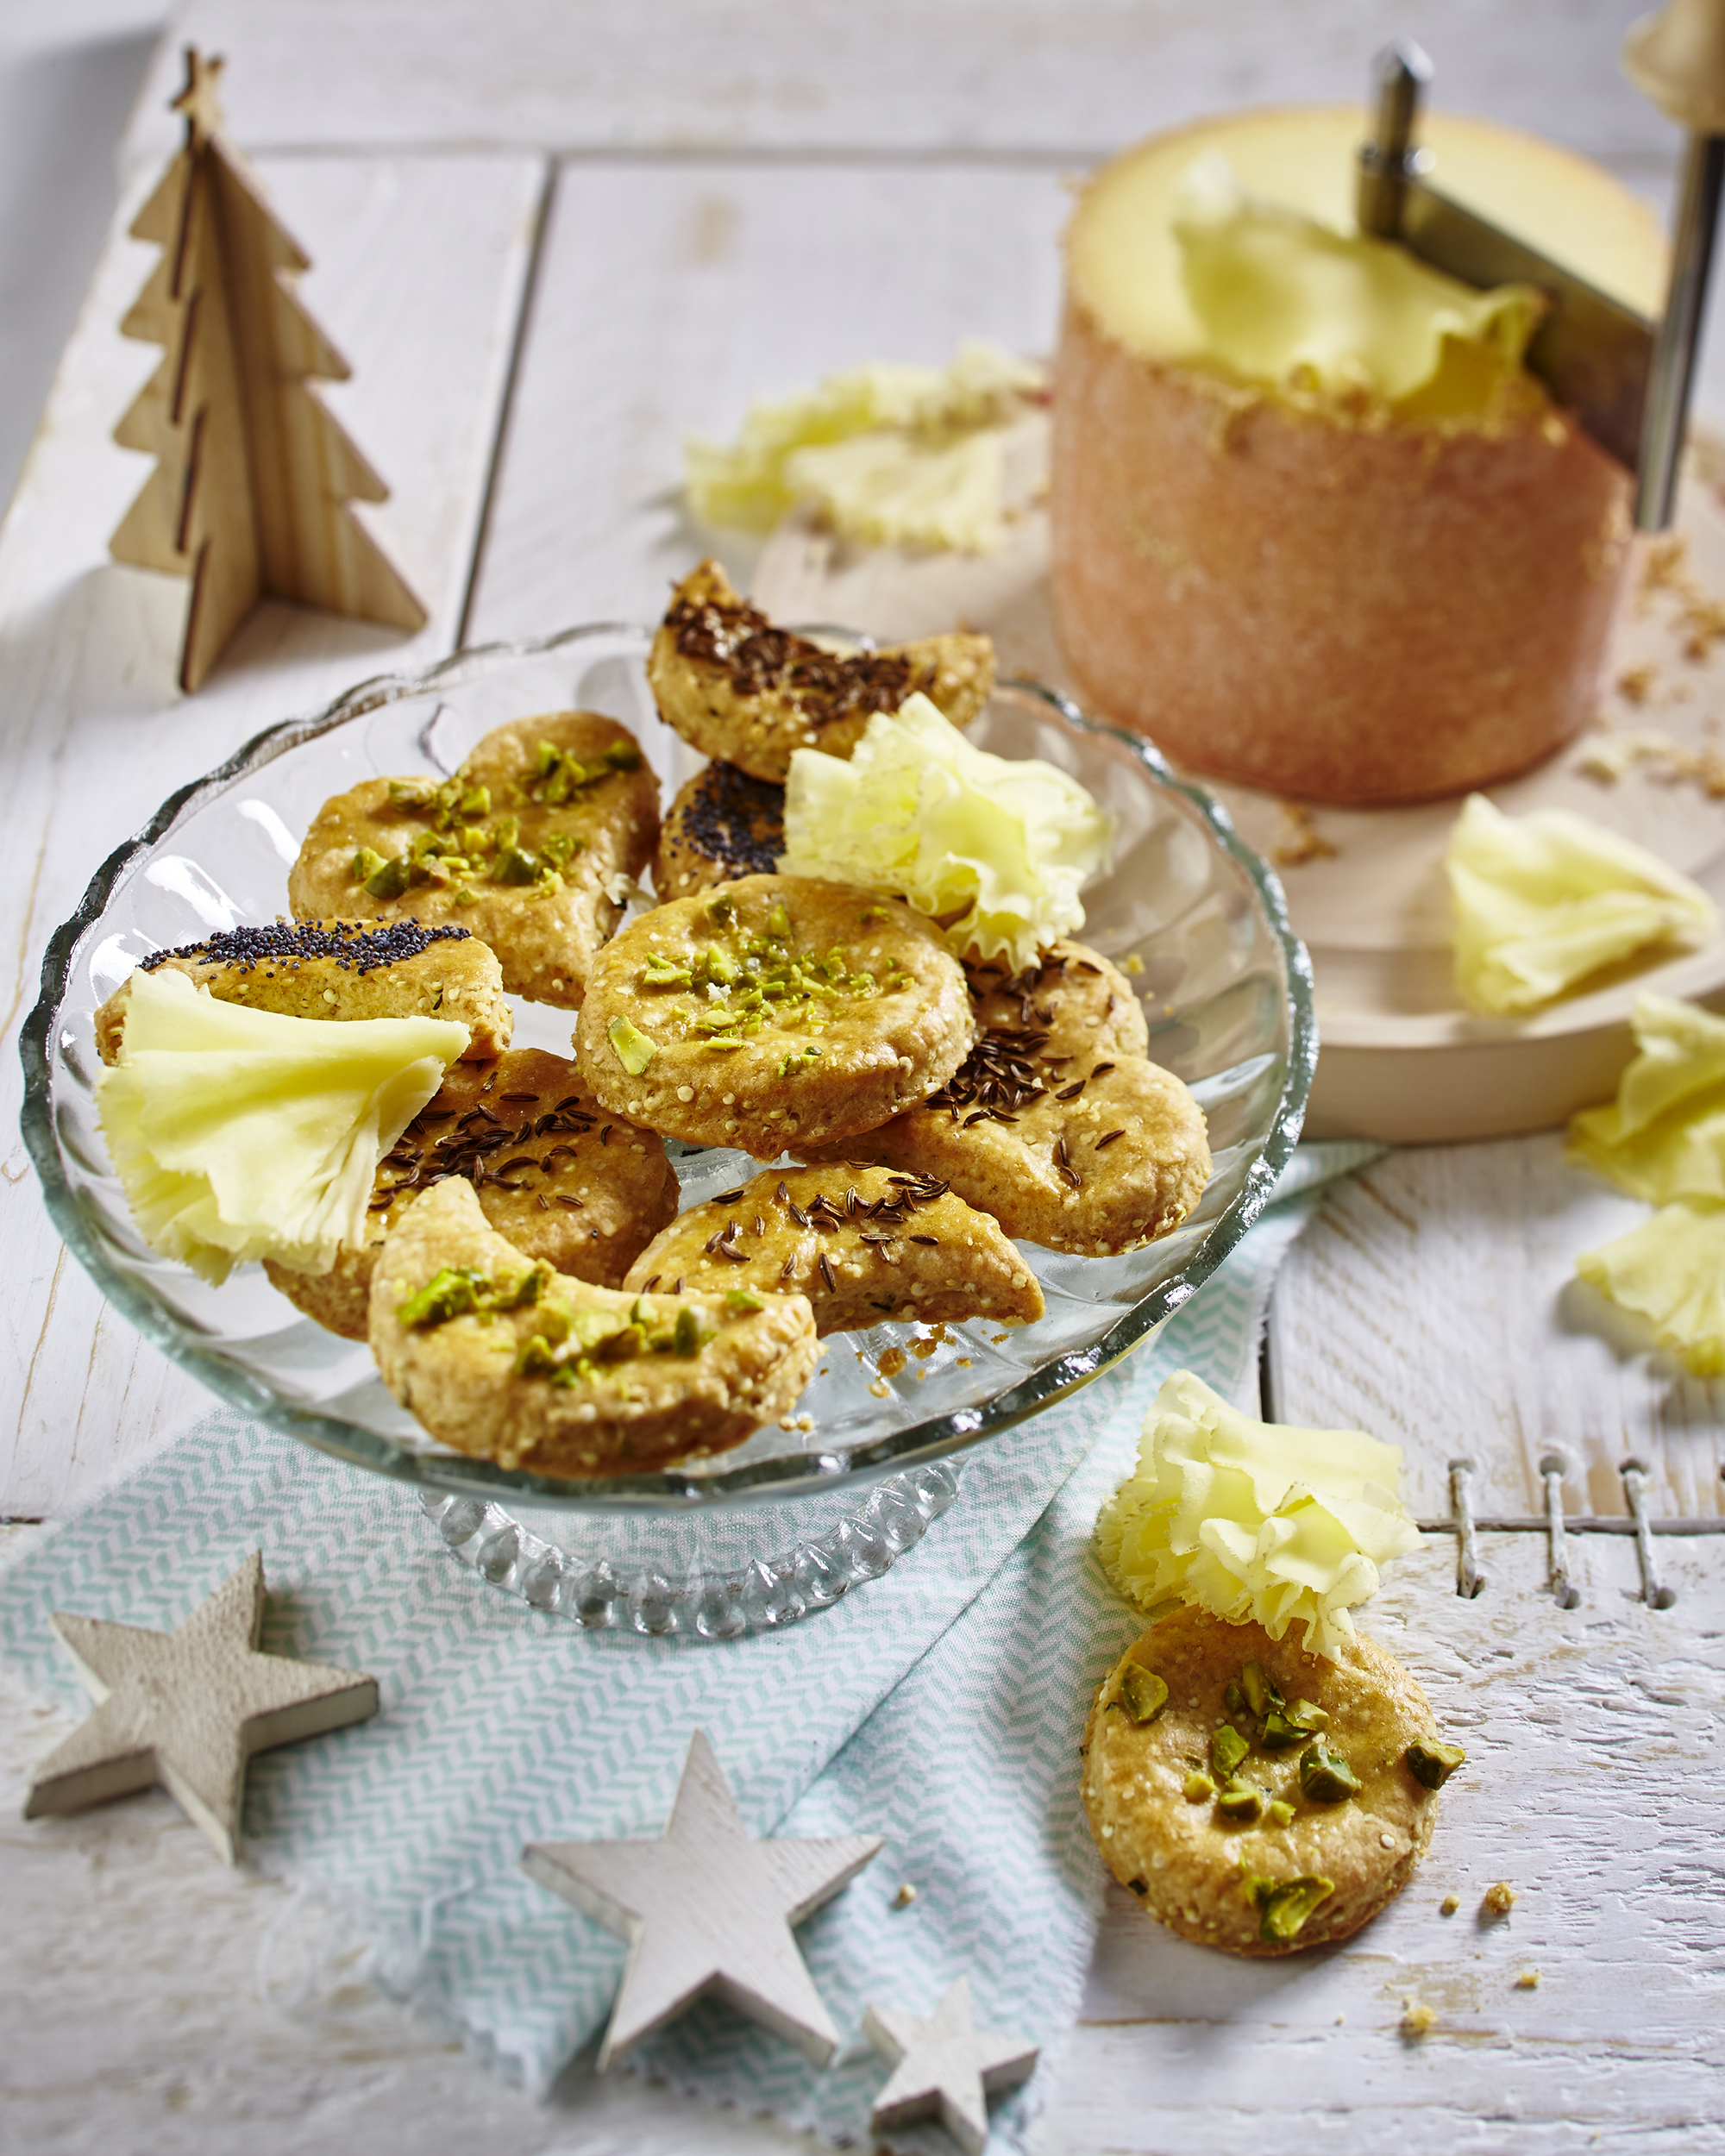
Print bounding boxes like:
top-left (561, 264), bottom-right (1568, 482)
top-left (799, 942), bottom-right (1209, 1253)
top-left (1081, 1608), bottom-right (1449, 1956)
top-left (574, 874), bottom-right (974, 1156)
top-left (647, 559), bottom-right (994, 783)
top-left (287, 711), bottom-right (660, 1008)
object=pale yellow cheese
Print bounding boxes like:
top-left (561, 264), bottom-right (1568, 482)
top-left (1094, 1368), bottom-right (1419, 1660)
top-left (1447, 793), bottom-right (1717, 1016)
top-left (684, 341), bottom-right (1043, 547)
top-left (1567, 994), bottom-right (1725, 1202)
top-left (95, 967), bottom-right (467, 1284)
top-left (1576, 1200), bottom-right (1725, 1376)
top-left (1170, 147), bottom-right (1543, 407)
top-left (778, 691), bottom-right (1111, 971)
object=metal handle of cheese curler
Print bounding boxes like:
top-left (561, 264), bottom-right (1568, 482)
top-left (1624, 0), bottom-right (1725, 529)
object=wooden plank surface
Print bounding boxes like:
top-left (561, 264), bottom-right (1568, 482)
top-left (1267, 1137), bottom-right (1725, 1520)
top-left (4, 1525), bottom-right (1718, 2151)
top-left (120, 0), bottom-right (1677, 175)
top-left (467, 159), bottom-right (1070, 640)
top-left (0, 147), bottom-right (543, 1520)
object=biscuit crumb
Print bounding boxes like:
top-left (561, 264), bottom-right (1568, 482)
top-left (893, 1883), bottom-right (919, 1908)
top-left (868, 1381), bottom-right (890, 1399)
top-left (1272, 799), bottom-right (1338, 868)
top-left (1401, 1997), bottom-right (1436, 2035)
top-left (1440, 1893), bottom-right (1460, 1916)
top-left (1483, 1881), bottom-right (1516, 1916)
top-left (1515, 1968), bottom-right (1540, 1990)
top-left (1122, 953), bottom-right (1145, 975)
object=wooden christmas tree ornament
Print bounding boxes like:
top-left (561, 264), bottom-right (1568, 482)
top-left (110, 47), bottom-right (426, 692)
top-left (864, 1975), bottom-right (1039, 2156)
top-left (22, 1551), bottom-right (378, 1865)
top-left (522, 1728), bottom-right (881, 2069)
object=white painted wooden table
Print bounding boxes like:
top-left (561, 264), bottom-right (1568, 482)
top-left (2, 5), bottom-right (1722, 2150)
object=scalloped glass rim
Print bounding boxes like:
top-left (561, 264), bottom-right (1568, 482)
top-left (20, 621), bottom-right (1315, 1513)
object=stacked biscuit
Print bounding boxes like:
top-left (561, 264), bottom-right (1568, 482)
top-left (98, 567), bottom-right (1213, 1479)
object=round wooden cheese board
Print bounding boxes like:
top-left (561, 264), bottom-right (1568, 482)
top-left (750, 417), bottom-right (1725, 1144)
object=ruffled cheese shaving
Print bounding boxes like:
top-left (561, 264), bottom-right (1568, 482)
top-left (1095, 1369), bottom-right (1420, 1661)
top-left (684, 342), bottom-right (1043, 549)
top-left (1446, 793), bottom-right (1717, 1016)
top-left (1566, 994), bottom-right (1725, 1202)
top-left (778, 691), bottom-right (1112, 970)
top-left (1172, 148), bottom-right (1545, 408)
top-left (95, 967), bottom-right (467, 1285)
top-left (1576, 1200), bottom-right (1725, 1376)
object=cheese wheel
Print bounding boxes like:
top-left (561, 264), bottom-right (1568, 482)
top-left (1051, 106), bottom-right (1665, 806)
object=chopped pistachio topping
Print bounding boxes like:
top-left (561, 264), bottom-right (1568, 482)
top-left (355, 763), bottom-right (597, 899)
top-left (1215, 1778), bottom-right (1265, 1823)
top-left (1182, 1771), bottom-right (1216, 1802)
top-left (1267, 1798), bottom-right (1295, 1827)
top-left (1240, 1660), bottom-right (1283, 1718)
top-left (532, 736), bottom-right (640, 805)
top-left (1298, 1741), bottom-right (1362, 1804)
top-left (1262, 1700), bottom-right (1329, 1749)
top-left (1223, 1680), bottom-right (1247, 1717)
top-left (398, 1263), bottom-right (546, 1329)
top-left (724, 1287), bottom-right (766, 1313)
top-left (1119, 1665), bottom-right (1169, 1725)
top-left (1406, 1738), bottom-right (1466, 1790)
top-left (1210, 1724), bottom-right (1249, 1783)
top-left (608, 1014), bottom-right (658, 1075)
top-left (513, 1294), bottom-right (718, 1386)
top-left (1246, 1873), bottom-right (1336, 1945)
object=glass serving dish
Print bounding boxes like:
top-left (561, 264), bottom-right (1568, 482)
top-left (22, 624), bottom-right (1314, 1635)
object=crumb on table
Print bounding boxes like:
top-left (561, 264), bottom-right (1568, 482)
top-left (1483, 1881), bottom-right (1517, 1916)
top-left (1515, 1969), bottom-right (1540, 1990)
top-left (1401, 1997), bottom-right (1436, 2036)
top-left (1440, 1893), bottom-right (1460, 1916)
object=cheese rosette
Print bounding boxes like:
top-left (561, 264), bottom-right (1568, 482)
top-left (1566, 994), bottom-right (1725, 1203)
top-left (685, 341), bottom-right (1044, 548)
top-left (779, 691), bottom-right (1112, 972)
top-left (1095, 1369), bottom-right (1420, 1660)
top-left (1170, 149), bottom-right (1545, 411)
top-left (1446, 793), bottom-right (1717, 1016)
top-left (1576, 1201), bottom-right (1725, 1377)
top-left (95, 965), bottom-right (467, 1284)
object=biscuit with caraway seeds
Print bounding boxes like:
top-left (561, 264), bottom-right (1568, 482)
top-left (799, 941), bottom-right (1208, 1253)
top-left (623, 1164), bottom-right (1043, 1336)
top-left (648, 558), bottom-right (994, 783)
top-left (369, 1178), bottom-right (816, 1477)
top-left (267, 1049), bottom-right (678, 1339)
top-left (1081, 1608), bottom-right (1444, 1956)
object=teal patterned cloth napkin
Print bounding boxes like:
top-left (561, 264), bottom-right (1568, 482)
top-left (0, 1141), bottom-right (1377, 2149)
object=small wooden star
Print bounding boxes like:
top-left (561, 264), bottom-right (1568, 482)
top-left (172, 46), bottom-right (227, 150)
top-left (23, 1551), bottom-right (377, 1865)
top-left (864, 1975), bottom-right (1039, 2156)
top-left (523, 1729), bottom-right (881, 2069)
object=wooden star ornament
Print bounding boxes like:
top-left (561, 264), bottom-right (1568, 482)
top-left (864, 1975), bottom-right (1039, 2156)
top-left (23, 1551), bottom-right (377, 1864)
top-left (523, 1729), bottom-right (881, 2069)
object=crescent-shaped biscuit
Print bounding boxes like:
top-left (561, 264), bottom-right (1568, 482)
top-left (94, 919), bottom-right (511, 1065)
top-left (368, 1177), bottom-right (817, 1476)
top-left (647, 558), bottom-right (994, 782)
top-left (287, 712), bottom-right (660, 1008)
top-left (621, 1164), bottom-right (1044, 1336)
